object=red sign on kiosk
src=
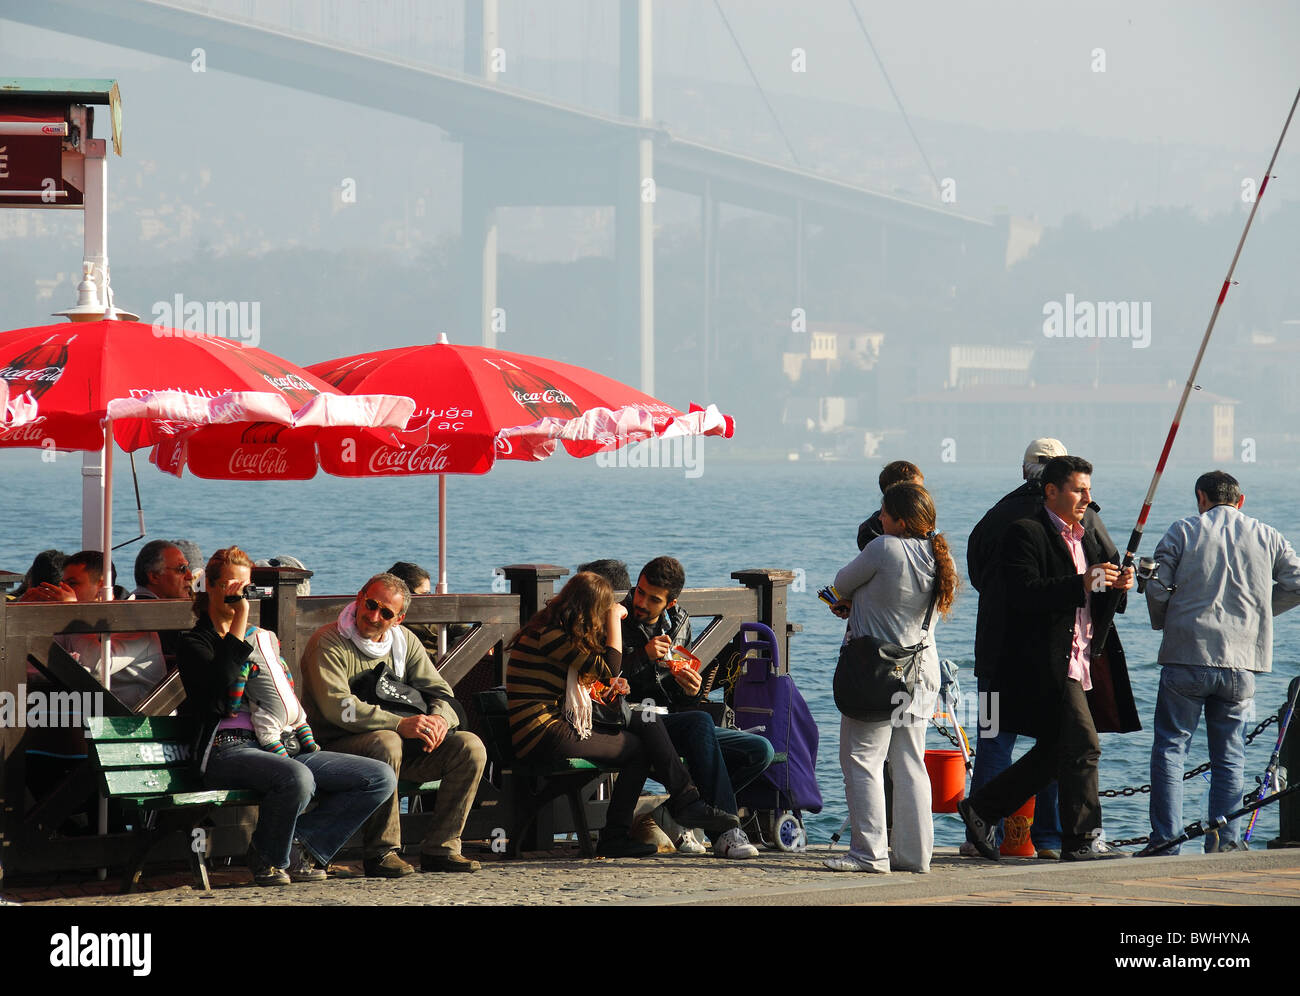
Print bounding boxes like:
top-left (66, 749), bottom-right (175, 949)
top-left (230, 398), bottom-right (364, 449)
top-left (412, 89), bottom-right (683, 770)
top-left (0, 80), bottom-right (122, 208)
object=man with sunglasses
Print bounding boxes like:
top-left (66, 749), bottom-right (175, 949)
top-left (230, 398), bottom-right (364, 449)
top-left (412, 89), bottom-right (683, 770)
top-left (302, 573), bottom-right (487, 876)
top-left (132, 540), bottom-right (194, 601)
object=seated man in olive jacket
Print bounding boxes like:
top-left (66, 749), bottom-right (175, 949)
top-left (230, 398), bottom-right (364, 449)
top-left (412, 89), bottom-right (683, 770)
top-left (301, 572), bottom-right (486, 877)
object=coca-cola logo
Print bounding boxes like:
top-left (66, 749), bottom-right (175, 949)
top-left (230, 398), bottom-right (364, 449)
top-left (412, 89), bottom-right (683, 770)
top-left (262, 373), bottom-right (315, 394)
top-left (0, 417), bottom-right (50, 442)
top-left (512, 389), bottom-right (572, 406)
top-left (1, 364), bottom-right (63, 385)
top-left (227, 446), bottom-right (290, 476)
top-left (367, 442), bottom-right (450, 474)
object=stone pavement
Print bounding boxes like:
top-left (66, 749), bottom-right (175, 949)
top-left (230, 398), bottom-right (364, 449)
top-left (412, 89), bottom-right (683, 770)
top-left (5, 844), bottom-right (1300, 906)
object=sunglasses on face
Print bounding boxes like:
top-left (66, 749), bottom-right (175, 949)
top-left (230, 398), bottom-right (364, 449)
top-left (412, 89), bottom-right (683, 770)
top-left (363, 597), bottom-right (397, 621)
top-left (163, 564), bottom-right (192, 575)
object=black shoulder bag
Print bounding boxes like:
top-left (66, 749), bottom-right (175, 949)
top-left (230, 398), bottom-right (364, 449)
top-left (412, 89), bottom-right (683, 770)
top-left (832, 582), bottom-right (940, 722)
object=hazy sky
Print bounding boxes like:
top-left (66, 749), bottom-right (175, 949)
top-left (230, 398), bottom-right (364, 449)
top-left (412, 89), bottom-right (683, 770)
top-left (3, 1), bottom-right (1297, 151)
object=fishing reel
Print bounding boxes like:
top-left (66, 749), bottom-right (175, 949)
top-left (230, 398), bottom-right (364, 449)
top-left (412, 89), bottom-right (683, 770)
top-left (1135, 557), bottom-right (1162, 594)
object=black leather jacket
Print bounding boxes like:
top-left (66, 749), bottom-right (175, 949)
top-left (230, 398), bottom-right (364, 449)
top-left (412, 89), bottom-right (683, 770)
top-left (619, 593), bottom-right (695, 708)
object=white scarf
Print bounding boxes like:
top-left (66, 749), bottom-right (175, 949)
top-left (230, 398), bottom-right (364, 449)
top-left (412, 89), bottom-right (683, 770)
top-left (338, 601), bottom-right (410, 678)
top-left (563, 667), bottom-right (594, 740)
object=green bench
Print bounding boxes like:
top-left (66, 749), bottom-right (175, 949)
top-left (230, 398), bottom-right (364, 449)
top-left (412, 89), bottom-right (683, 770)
top-left (475, 689), bottom-right (615, 858)
top-left (85, 715), bottom-right (440, 891)
top-left (86, 715), bottom-right (260, 893)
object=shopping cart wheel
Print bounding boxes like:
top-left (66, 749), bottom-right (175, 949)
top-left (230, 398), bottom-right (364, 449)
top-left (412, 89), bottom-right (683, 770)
top-left (774, 811), bottom-right (805, 852)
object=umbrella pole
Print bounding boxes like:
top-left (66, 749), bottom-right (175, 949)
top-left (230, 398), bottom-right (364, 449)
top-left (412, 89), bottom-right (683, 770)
top-left (97, 420), bottom-right (114, 879)
top-left (437, 474), bottom-right (448, 658)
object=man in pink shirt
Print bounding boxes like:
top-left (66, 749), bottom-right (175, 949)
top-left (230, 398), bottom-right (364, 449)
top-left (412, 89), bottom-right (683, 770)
top-left (960, 456), bottom-right (1139, 861)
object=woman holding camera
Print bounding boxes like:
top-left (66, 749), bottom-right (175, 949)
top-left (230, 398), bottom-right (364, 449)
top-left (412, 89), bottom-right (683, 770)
top-left (177, 546), bottom-right (396, 885)
top-left (824, 483), bottom-right (958, 874)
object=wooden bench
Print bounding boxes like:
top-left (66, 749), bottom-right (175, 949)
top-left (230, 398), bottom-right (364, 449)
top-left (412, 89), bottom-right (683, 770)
top-left (85, 715), bottom-right (260, 893)
top-left (475, 689), bottom-right (613, 858)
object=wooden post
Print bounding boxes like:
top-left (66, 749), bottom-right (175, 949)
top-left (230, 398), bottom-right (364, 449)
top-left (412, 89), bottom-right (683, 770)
top-left (251, 565), bottom-right (313, 679)
top-left (731, 569), bottom-right (796, 674)
top-left (501, 564), bottom-right (569, 626)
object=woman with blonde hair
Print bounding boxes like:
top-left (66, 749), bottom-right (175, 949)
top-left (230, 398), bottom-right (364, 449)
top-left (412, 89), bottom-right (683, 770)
top-left (507, 571), bottom-right (737, 857)
top-left (177, 546), bottom-right (396, 885)
top-left (825, 483), bottom-right (959, 874)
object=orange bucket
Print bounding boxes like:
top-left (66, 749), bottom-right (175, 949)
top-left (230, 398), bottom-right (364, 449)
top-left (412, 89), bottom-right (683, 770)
top-left (1000, 796), bottom-right (1036, 856)
top-left (924, 749), bottom-right (966, 813)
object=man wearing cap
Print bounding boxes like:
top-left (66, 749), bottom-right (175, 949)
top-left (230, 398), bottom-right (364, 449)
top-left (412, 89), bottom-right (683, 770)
top-left (1139, 471), bottom-right (1300, 854)
top-left (962, 439), bottom-right (1117, 860)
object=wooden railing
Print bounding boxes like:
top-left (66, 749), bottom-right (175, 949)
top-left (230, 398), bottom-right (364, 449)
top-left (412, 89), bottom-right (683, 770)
top-left (0, 564), bottom-right (796, 876)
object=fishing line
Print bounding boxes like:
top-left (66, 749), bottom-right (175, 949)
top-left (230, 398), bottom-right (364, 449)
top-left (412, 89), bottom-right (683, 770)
top-left (1121, 86), bottom-right (1300, 568)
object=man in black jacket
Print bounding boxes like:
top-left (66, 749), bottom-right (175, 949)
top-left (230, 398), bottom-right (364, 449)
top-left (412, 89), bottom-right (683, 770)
top-left (855, 460), bottom-right (924, 550)
top-left (960, 456), bottom-right (1138, 861)
top-left (963, 439), bottom-right (1117, 859)
top-left (619, 556), bottom-right (772, 858)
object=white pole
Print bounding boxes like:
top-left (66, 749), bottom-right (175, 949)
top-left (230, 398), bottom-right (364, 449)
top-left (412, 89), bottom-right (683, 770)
top-left (437, 473), bottom-right (448, 658)
top-left (80, 139), bottom-right (109, 551)
top-left (97, 418), bottom-right (114, 876)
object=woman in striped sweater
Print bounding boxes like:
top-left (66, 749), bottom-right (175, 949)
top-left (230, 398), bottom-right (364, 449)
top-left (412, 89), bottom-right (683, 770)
top-left (507, 571), bottom-right (738, 858)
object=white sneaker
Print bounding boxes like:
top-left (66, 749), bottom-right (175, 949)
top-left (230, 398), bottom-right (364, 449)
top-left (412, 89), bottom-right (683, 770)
top-left (674, 828), bottom-right (708, 854)
top-left (712, 826), bottom-right (759, 859)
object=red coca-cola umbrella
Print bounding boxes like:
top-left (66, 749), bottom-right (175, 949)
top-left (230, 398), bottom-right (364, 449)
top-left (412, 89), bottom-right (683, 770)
top-left (303, 334), bottom-right (735, 592)
top-left (0, 320), bottom-right (415, 598)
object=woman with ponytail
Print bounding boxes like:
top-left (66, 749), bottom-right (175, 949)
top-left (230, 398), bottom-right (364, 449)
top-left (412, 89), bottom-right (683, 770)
top-left (824, 482), bottom-right (958, 874)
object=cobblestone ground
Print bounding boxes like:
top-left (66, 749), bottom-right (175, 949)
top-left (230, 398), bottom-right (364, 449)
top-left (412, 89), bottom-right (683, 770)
top-left (7, 846), bottom-right (1300, 906)
top-left (4, 844), bottom-right (837, 906)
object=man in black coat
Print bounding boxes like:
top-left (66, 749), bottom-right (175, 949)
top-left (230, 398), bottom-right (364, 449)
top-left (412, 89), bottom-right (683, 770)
top-left (964, 438), bottom-right (1117, 858)
top-left (960, 455), bottom-right (1139, 861)
top-left (855, 460), bottom-right (923, 550)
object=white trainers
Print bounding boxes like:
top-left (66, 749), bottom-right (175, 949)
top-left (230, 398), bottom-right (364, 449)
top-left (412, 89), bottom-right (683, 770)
top-left (674, 828), bottom-right (708, 854)
top-left (712, 826), bottom-right (759, 859)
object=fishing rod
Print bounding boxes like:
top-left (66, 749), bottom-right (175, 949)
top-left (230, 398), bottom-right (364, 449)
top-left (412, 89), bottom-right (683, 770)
top-left (1121, 86), bottom-right (1300, 570)
top-left (1242, 675), bottom-right (1300, 844)
top-left (1143, 780), bottom-right (1300, 856)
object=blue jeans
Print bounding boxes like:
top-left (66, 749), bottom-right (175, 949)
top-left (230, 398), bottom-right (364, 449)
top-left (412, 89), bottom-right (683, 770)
top-left (660, 712), bottom-right (774, 814)
top-left (1149, 665), bottom-right (1254, 854)
top-left (205, 737), bottom-right (397, 868)
top-left (969, 675), bottom-right (1062, 850)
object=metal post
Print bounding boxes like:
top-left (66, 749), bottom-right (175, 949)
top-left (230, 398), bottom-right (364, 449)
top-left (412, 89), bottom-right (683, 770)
top-left (794, 198), bottom-right (805, 312)
top-left (616, 0), bottom-right (655, 393)
top-left (462, 0), bottom-right (500, 349)
top-left (701, 177), bottom-right (714, 398)
top-left (80, 139), bottom-right (109, 552)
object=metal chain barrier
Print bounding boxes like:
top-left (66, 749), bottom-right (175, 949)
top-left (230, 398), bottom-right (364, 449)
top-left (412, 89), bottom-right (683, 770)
top-left (1099, 713), bottom-right (1277, 798)
top-left (1102, 712), bottom-right (1280, 848)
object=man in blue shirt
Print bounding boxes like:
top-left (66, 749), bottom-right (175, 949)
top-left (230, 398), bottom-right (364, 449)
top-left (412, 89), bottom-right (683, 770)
top-left (1140, 470), bottom-right (1300, 854)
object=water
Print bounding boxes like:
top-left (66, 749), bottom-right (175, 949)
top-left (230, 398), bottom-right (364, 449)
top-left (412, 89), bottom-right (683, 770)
top-left (4, 447), bottom-right (1297, 849)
